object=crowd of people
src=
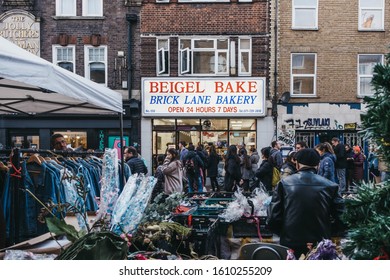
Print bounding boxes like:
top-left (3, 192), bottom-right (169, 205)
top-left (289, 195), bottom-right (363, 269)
top-left (49, 133), bottom-right (389, 259)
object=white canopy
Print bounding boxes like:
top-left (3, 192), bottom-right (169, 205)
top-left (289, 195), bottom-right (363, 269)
top-left (0, 36), bottom-right (123, 115)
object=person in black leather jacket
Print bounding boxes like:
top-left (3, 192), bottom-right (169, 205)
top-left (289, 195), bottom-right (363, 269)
top-left (267, 148), bottom-right (345, 259)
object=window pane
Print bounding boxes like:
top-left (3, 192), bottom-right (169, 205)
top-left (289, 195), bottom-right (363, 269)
top-left (293, 77), bottom-right (314, 95)
top-left (87, 0), bottom-right (101, 15)
top-left (202, 131), bottom-right (228, 149)
top-left (194, 40), bottom-right (214, 49)
top-left (60, 0), bottom-right (75, 15)
top-left (229, 119), bottom-right (256, 130)
top-left (359, 55), bottom-right (382, 74)
top-left (153, 119), bottom-right (176, 130)
top-left (361, 10), bottom-right (383, 29)
top-left (217, 39), bottom-right (228, 49)
top-left (194, 51), bottom-right (214, 74)
top-left (292, 54), bottom-right (315, 74)
top-left (295, 0), bottom-right (317, 6)
top-left (241, 52), bottom-right (249, 73)
top-left (158, 39), bottom-right (168, 49)
top-left (58, 62), bottom-right (74, 72)
top-left (360, 77), bottom-right (374, 96)
top-left (229, 131), bottom-right (256, 147)
top-left (201, 119), bottom-right (228, 130)
top-left (90, 62), bottom-right (105, 83)
top-left (240, 39), bottom-right (250, 49)
top-left (295, 9), bottom-right (316, 28)
top-left (360, 0), bottom-right (383, 8)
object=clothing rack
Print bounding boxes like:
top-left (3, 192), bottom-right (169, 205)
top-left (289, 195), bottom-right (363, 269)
top-left (0, 148), bottom-right (105, 245)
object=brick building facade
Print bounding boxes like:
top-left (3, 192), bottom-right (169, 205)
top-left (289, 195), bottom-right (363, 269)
top-left (275, 0), bottom-right (390, 151)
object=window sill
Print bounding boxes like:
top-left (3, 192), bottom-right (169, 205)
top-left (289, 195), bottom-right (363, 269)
top-left (291, 27), bottom-right (319, 31)
top-left (52, 16), bottom-right (105, 20)
top-left (358, 29), bottom-right (385, 32)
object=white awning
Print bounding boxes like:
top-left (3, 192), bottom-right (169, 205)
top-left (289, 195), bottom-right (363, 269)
top-left (0, 36), bottom-right (123, 115)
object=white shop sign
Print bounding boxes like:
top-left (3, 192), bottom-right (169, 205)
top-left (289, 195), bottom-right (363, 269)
top-left (142, 77), bottom-right (266, 117)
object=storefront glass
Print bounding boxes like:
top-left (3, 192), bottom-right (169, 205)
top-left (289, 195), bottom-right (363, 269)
top-left (151, 118), bottom-right (256, 171)
top-left (54, 131), bottom-right (87, 150)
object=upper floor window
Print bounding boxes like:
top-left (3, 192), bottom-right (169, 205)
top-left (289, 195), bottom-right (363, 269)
top-left (84, 45), bottom-right (107, 86)
top-left (157, 39), bottom-right (169, 76)
top-left (359, 0), bottom-right (384, 31)
top-left (179, 38), bottom-right (229, 76)
top-left (358, 54), bottom-right (383, 97)
top-left (238, 38), bottom-right (251, 76)
top-left (82, 0), bottom-right (103, 16)
top-left (56, 0), bottom-right (76, 16)
top-left (53, 45), bottom-right (76, 73)
top-left (292, 0), bottom-right (318, 30)
top-left (291, 53), bottom-right (316, 97)
top-left (56, 0), bottom-right (103, 17)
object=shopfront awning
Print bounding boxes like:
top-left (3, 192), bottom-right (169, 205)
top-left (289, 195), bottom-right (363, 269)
top-left (0, 36), bottom-right (123, 115)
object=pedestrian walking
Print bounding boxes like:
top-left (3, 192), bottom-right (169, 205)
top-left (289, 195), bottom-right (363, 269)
top-left (315, 142), bottom-right (337, 183)
top-left (239, 147), bottom-right (253, 192)
top-left (224, 145), bottom-right (242, 192)
top-left (183, 143), bottom-right (204, 193)
top-left (161, 148), bottom-right (184, 195)
top-left (267, 148), bottom-right (345, 259)
top-left (207, 144), bottom-right (221, 192)
top-left (255, 146), bottom-right (273, 193)
top-left (331, 137), bottom-right (347, 192)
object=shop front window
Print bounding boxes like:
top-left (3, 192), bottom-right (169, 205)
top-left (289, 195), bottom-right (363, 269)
top-left (54, 131), bottom-right (87, 150)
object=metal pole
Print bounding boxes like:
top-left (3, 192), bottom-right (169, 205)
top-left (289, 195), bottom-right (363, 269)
top-left (119, 112), bottom-right (125, 186)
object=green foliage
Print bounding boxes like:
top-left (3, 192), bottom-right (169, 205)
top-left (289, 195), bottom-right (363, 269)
top-left (46, 217), bottom-right (85, 243)
top-left (361, 54), bottom-right (390, 164)
top-left (344, 52), bottom-right (390, 259)
top-left (342, 176), bottom-right (390, 259)
top-left (141, 192), bottom-right (187, 223)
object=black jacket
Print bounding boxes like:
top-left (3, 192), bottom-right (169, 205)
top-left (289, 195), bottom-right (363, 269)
top-left (224, 155), bottom-right (242, 192)
top-left (333, 143), bottom-right (347, 169)
top-left (267, 168), bottom-right (345, 250)
top-left (255, 159), bottom-right (273, 192)
top-left (126, 156), bottom-right (148, 175)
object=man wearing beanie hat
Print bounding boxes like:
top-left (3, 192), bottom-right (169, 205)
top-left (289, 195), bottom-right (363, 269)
top-left (267, 148), bottom-right (345, 259)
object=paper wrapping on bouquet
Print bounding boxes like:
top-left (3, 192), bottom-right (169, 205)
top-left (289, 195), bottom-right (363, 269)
top-left (110, 174), bottom-right (157, 235)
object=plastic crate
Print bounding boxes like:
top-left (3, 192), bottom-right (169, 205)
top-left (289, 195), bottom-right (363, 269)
top-left (231, 216), bottom-right (273, 238)
top-left (202, 198), bottom-right (234, 208)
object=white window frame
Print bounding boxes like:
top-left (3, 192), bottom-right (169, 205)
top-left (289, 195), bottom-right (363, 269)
top-left (84, 45), bottom-right (108, 86)
top-left (56, 0), bottom-right (76, 17)
top-left (292, 0), bottom-right (318, 30)
top-left (52, 45), bottom-right (76, 73)
top-left (157, 38), bottom-right (170, 76)
top-left (290, 53), bottom-right (317, 97)
top-left (178, 0), bottom-right (229, 2)
top-left (358, 54), bottom-right (383, 97)
top-left (82, 0), bottom-right (103, 17)
top-left (238, 37), bottom-right (252, 76)
top-left (358, 0), bottom-right (384, 31)
top-left (179, 37), bottom-right (229, 76)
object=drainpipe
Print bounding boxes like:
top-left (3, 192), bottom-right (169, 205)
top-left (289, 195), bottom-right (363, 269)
top-left (126, 14), bottom-right (138, 100)
top-left (272, 0), bottom-right (279, 138)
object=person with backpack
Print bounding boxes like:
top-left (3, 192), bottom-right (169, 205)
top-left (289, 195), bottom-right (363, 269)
top-left (269, 140), bottom-right (283, 170)
top-left (269, 141), bottom-right (283, 188)
top-left (183, 143), bottom-right (204, 193)
top-left (224, 145), bottom-right (242, 192)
